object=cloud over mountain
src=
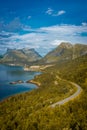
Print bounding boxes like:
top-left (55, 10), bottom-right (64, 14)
top-left (0, 24), bottom-right (87, 56)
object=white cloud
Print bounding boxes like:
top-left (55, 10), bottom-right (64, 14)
top-left (54, 10), bottom-right (66, 16)
top-left (0, 24), bottom-right (87, 56)
top-left (57, 10), bottom-right (66, 16)
top-left (46, 8), bottom-right (53, 15)
top-left (51, 40), bottom-right (68, 46)
top-left (46, 8), bottom-right (66, 17)
top-left (82, 22), bottom-right (87, 26)
top-left (40, 24), bottom-right (87, 35)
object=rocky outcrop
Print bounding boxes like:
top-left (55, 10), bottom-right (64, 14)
top-left (10, 80), bottom-right (24, 85)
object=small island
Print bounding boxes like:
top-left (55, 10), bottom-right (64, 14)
top-left (10, 80), bottom-right (24, 85)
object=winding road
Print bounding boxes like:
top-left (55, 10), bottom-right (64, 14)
top-left (51, 82), bottom-right (82, 107)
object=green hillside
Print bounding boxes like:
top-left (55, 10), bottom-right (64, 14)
top-left (0, 53), bottom-right (87, 130)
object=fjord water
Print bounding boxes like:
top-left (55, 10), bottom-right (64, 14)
top-left (0, 64), bottom-right (40, 101)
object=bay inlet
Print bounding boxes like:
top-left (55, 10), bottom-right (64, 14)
top-left (0, 64), bottom-right (40, 101)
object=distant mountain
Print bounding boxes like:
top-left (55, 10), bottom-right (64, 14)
top-left (0, 48), bottom-right (41, 65)
top-left (22, 48), bottom-right (41, 60)
top-left (0, 43), bottom-right (87, 66)
top-left (41, 42), bottom-right (87, 64)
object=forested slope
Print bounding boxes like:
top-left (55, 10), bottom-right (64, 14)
top-left (0, 54), bottom-right (87, 130)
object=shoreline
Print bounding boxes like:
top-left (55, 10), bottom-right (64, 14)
top-left (0, 80), bottom-right (41, 104)
top-left (26, 80), bottom-right (41, 87)
top-left (0, 81), bottom-right (39, 103)
top-left (0, 64), bottom-right (42, 102)
top-left (0, 64), bottom-right (42, 103)
top-left (0, 87), bottom-right (35, 103)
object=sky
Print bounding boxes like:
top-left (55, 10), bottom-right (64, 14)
top-left (0, 0), bottom-right (87, 56)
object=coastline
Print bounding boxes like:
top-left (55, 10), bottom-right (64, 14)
top-left (0, 64), bottom-right (41, 102)
top-left (0, 81), bottom-right (39, 103)
top-left (26, 80), bottom-right (41, 87)
top-left (0, 80), bottom-right (41, 102)
top-left (0, 87), bottom-right (35, 103)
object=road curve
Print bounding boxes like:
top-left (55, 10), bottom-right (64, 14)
top-left (51, 82), bottom-right (82, 108)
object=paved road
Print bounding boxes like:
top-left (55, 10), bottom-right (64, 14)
top-left (51, 82), bottom-right (82, 108)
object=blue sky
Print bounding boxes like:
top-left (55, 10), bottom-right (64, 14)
top-left (0, 0), bottom-right (87, 56)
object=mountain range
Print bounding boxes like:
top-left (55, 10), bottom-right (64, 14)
top-left (0, 42), bottom-right (87, 65)
top-left (41, 42), bottom-right (87, 64)
top-left (0, 48), bottom-right (41, 65)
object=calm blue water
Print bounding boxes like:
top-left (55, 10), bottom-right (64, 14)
top-left (0, 64), bottom-right (40, 101)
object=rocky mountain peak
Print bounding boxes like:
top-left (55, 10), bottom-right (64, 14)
top-left (1, 48), bottom-right (42, 65)
top-left (59, 42), bottom-right (73, 49)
